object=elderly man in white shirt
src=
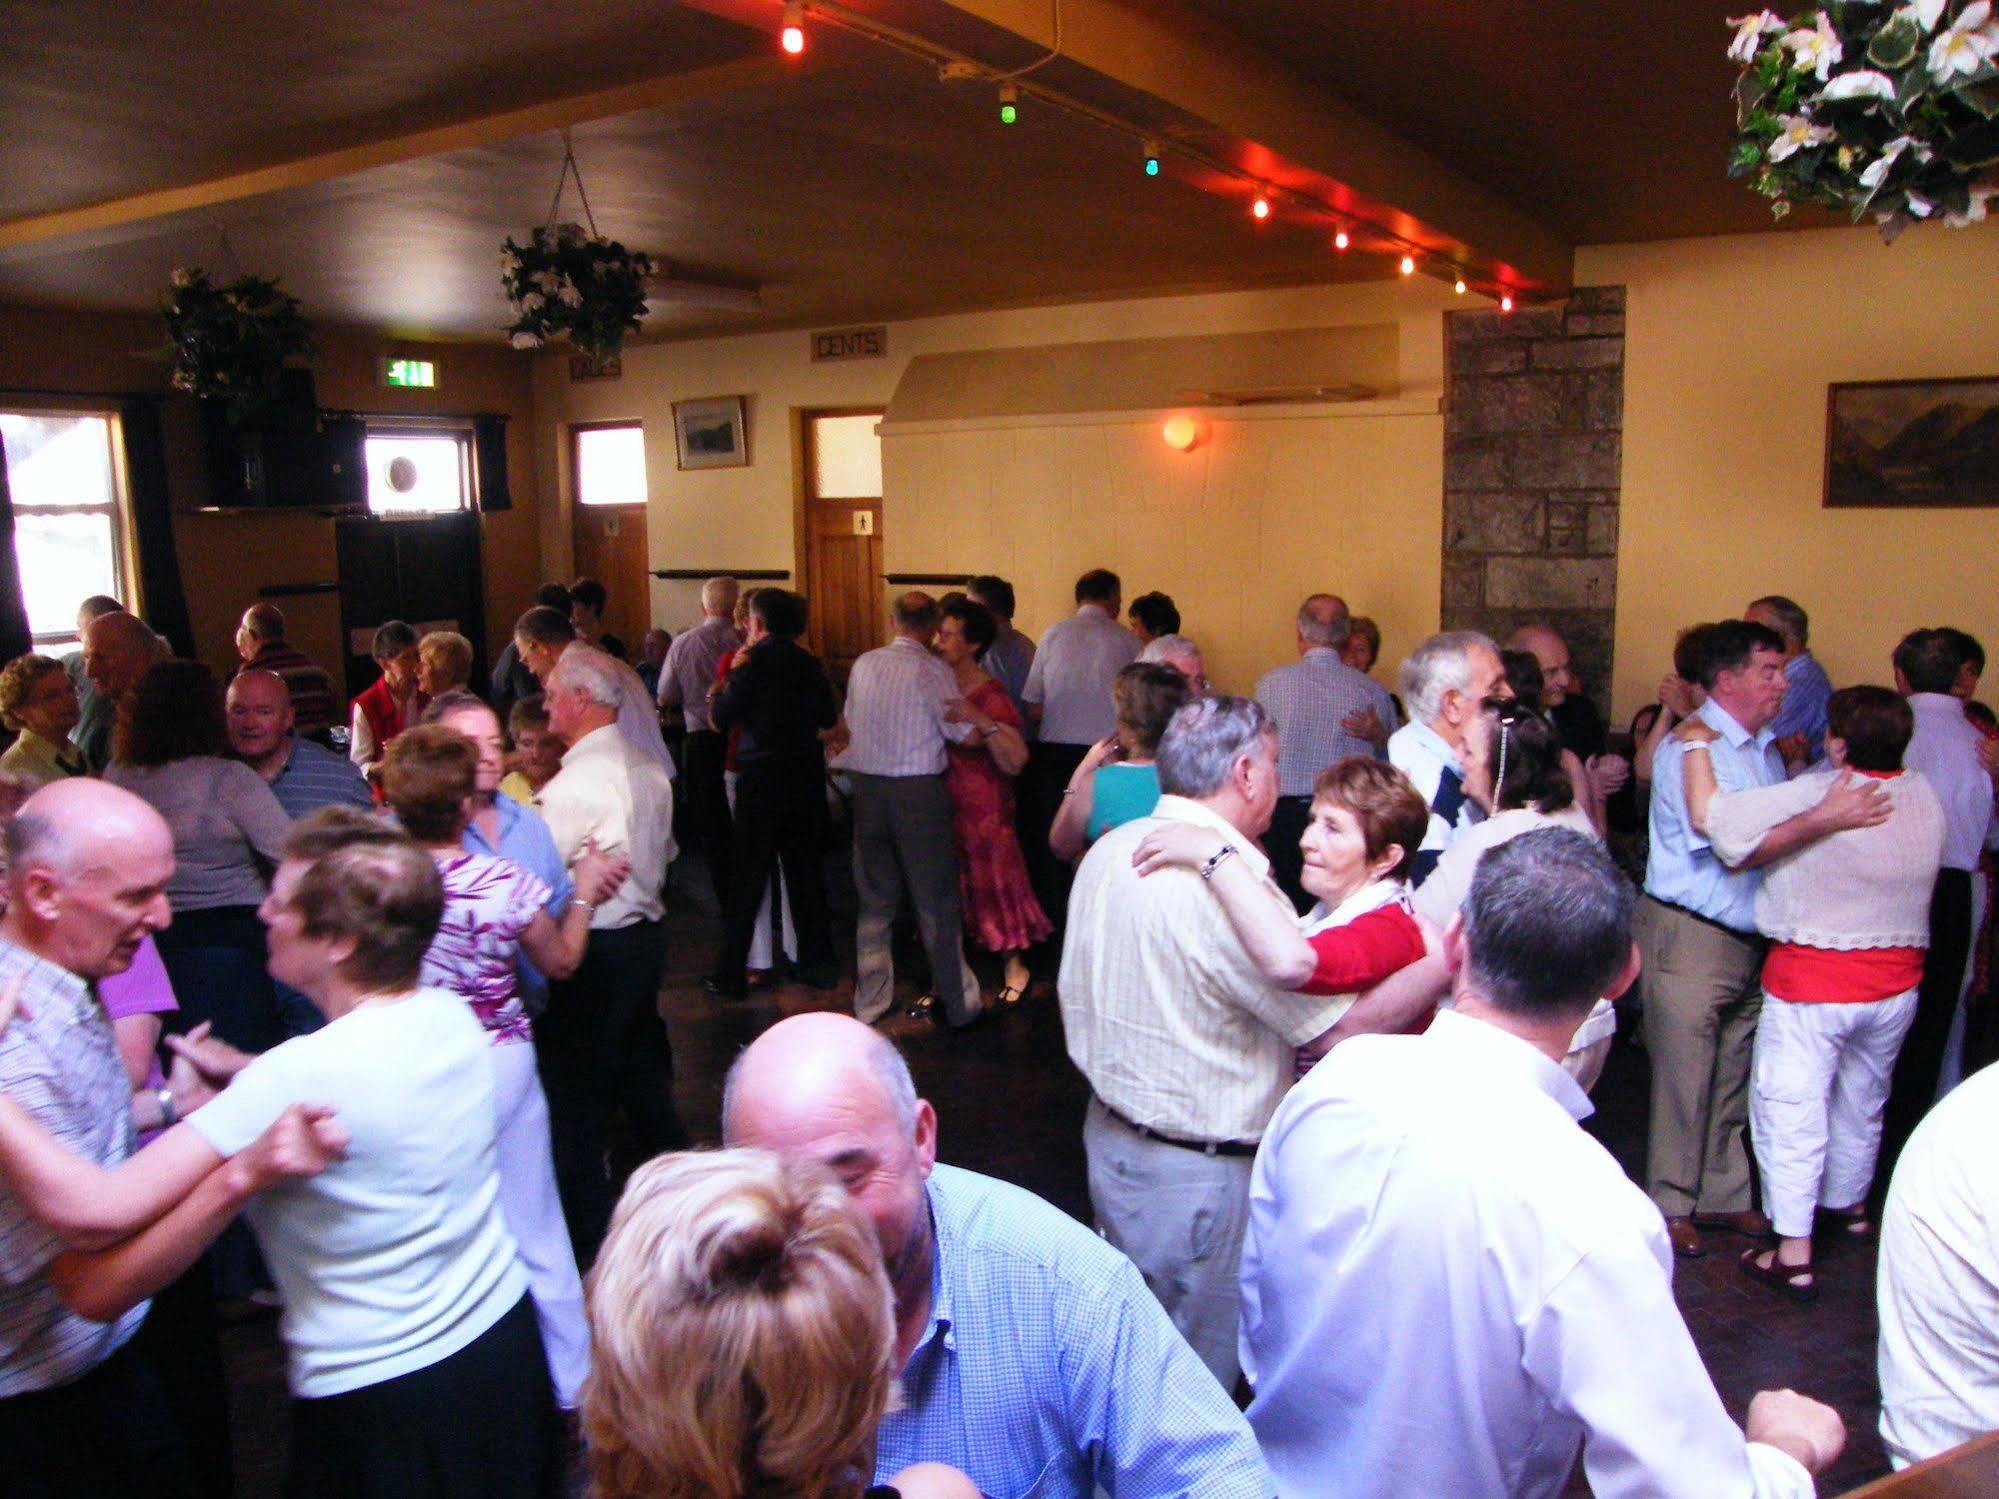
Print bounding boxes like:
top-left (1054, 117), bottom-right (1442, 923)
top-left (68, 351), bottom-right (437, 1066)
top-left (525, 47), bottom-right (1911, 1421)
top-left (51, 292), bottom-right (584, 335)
top-left (1386, 629), bottom-right (1508, 887)
top-left (534, 645), bottom-right (687, 1263)
top-left (837, 592), bottom-right (983, 1030)
top-left (1060, 695), bottom-right (1350, 1389)
top-left (1242, 827), bottom-right (1846, 1499)
top-left (1877, 1058), bottom-right (1999, 1469)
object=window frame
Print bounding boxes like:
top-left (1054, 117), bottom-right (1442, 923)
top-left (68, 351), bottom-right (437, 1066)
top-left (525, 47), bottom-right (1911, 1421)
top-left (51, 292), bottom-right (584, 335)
top-left (0, 399), bottom-right (136, 649)
top-left (360, 415), bottom-right (476, 517)
top-left (570, 420), bottom-right (648, 509)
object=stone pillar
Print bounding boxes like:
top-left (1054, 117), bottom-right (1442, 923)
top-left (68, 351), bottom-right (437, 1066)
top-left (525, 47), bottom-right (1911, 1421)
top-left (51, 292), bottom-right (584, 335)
top-left (1440, 286), bottom-right (1624, 714)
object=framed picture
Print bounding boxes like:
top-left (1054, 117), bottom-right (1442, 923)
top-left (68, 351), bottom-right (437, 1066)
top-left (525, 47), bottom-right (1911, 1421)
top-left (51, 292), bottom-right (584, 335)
top-left (1825, 376), bottom-right (1999, 508)
top-left (672, 395), bottom-right (749, 470)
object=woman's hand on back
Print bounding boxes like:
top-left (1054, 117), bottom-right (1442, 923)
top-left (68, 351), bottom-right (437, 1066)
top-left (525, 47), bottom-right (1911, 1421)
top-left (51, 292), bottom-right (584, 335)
top-left (1131, 823), bottom-right (1224, 877)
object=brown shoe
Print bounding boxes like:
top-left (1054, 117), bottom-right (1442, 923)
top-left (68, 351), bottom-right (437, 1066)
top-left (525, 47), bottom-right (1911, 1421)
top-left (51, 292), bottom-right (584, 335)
top-left (1665, 1216), bottom-right (1705, 1258)
top-left (1694, 1209), bottom-right (1774, 1239)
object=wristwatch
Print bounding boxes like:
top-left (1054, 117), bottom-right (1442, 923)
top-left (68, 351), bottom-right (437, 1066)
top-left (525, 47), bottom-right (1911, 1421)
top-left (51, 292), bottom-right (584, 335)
top-left (156, 1086), bottom-right (178, 1128)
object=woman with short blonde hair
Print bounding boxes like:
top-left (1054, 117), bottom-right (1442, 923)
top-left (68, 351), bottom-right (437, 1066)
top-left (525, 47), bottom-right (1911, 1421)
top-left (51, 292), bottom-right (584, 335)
top-left (417, 629), bottom-right (475, 698)
top-left (584, 1149), bottom-right (975, 1499)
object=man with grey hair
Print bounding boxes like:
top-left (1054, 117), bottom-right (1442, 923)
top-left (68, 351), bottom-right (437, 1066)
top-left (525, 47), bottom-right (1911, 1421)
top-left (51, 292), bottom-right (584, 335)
top-left (723, 1012), bottom-right (1272, 1498)
top-left (836, 592), bottom-right (982, 1030)
top-left (1256, 593), bottom-right (1400, 910)
top-left (658, 576), bottom-right (743, 909)
top-left (536, 645), bottom-right (686, 1260)
top-left (1388, 629), bottom-right (1509, 886)
top-left (1746, 595), bottom-right (1832, 772)
top-left (1059, 695), bottom-right (1353, 1388)
top-left (1137, 633), bottom-right (1206, 692)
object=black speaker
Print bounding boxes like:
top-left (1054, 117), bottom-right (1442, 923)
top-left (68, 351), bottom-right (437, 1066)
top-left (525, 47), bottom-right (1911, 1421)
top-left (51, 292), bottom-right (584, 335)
top-left (202, 368), bottom-right (358, 509)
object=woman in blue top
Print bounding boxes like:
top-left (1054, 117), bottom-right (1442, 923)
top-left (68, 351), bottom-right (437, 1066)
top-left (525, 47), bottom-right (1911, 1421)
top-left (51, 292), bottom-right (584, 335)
top-left (1048, 661), bottom-right (1194, 862)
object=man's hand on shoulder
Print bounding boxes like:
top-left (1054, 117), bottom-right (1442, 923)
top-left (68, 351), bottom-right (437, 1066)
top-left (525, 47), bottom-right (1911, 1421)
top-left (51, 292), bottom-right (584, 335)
top-left (1810, 772), bottom-right (1892, 836)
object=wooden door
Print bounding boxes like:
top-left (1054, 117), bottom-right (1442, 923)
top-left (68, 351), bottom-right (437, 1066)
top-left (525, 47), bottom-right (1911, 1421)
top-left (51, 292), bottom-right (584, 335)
top-left (571, 502), bottom-right (649, 655)
top-left (799, 409), bottom-right (885, 683)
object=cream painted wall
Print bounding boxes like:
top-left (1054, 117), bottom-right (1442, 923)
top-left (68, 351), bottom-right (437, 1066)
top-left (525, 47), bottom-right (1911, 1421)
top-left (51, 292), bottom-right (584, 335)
top-left (532, 279), bottom-right (1462, 679)
top-left (1581, 220), bottom-right (1999, 722)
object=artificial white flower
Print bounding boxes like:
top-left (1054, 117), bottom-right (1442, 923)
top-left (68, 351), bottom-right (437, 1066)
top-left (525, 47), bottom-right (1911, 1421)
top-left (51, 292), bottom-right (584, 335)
top-left (1728, 10), bottom-right (1786, 63)
top-left (534, 269), bottom-right (563, 294)
top-left (1785, 14), bottom-right (1844, 80)
top-left (555, 282), bottom-right (584, 308)
top-left (519, 291), bottom-right (545, 312)
top-left (1767, 114), bottom-right (1836, 161)
top-left (170, 266), bottom-right (197, 289)
top-left (509, 331), bottom-right (543, 350)
top-left (1912, 0), bottom-right (1949, 30)
top-left (1945, 190), bottom-right (1993, 225)
top-left (1859, 134), bottom-right (1920, 186)
top-left (1905, 190), bottom-right (1937, 216)
top-left (1928, 0), bottom-right (1999, 79)
top-left (1821, 68), bottom-right (1898, 100)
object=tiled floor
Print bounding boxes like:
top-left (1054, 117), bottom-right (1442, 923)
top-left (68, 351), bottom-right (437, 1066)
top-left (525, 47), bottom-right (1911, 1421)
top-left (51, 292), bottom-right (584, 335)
top-left (219, 861), bottom-right (1895, 1495)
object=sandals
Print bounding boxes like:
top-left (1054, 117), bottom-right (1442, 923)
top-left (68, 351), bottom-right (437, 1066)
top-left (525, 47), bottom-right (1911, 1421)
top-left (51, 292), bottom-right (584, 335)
top-left (1739, 1246), bottom-right (1818, 1303)
top-left (1818, 1205), bottom-right (1875, 1240)
top-left (995, 983), bottom-right (1027, 1008)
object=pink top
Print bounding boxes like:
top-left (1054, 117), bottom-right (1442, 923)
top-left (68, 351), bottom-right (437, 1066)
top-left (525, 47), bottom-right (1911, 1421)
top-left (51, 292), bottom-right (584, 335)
top-left (99, 935), bottom-right (177, 1142)
top-left (420, 852), bottom-right (552, 1046)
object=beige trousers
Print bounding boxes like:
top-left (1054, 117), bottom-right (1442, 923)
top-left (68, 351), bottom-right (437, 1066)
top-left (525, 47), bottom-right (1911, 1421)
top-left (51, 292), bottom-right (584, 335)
top-left (1637, 896), bottom-right (1766, 1219)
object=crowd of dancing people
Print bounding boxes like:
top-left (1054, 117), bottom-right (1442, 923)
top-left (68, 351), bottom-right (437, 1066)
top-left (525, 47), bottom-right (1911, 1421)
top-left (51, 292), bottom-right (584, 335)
top-left (0, 569), bottom-right (1995, 1498)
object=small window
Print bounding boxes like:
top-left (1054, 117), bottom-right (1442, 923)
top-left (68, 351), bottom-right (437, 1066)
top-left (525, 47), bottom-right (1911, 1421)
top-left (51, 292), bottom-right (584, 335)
top-left (574, 423), bottom-right (647, 506)
top-left (0, 409), bottom-right (128, 647)
top-left (810, 413), bottom-right (882, 499)
top-left (364, 426), bottom-right (471, 515)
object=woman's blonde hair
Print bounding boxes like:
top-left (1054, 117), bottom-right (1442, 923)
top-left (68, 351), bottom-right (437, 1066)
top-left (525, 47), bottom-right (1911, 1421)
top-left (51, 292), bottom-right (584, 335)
top-left (418, 630), bottom-right (474, 691)
top-left (583, 1149), bottom-right (895, 1499)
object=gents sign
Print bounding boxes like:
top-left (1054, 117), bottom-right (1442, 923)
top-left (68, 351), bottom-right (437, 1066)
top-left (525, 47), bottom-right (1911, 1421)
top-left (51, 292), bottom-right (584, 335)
top-left (810, 326), bottom-right (887, 363)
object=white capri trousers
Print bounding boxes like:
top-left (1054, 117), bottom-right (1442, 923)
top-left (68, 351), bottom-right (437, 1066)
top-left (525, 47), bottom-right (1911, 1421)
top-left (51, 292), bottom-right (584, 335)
top-left (490, 1039), bottom-right (591, 1407)
top-left (1749, 988), bottom-right (1919, 1240)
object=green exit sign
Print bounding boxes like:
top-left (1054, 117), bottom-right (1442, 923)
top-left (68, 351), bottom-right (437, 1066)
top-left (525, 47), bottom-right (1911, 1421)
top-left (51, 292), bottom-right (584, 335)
top-left (382, 358), bottom-right (437, 389)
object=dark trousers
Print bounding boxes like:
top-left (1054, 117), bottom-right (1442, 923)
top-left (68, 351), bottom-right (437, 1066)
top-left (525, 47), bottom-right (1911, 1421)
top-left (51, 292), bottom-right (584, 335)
top-left (682, 729), bottom-right (732, 908)
top-left (286, 1297), bottom-right (560, 1499)
top-left (536, 919), bottom-right (688, 1264)
top-left (1021, 741), bottom-right (1090, 946)
top-left (0, 1330), bottom-right (193, 1499)
top-left (1879, 868), bottom-right (1975, 1192)
top-left (1266, 795), bottom-right (1314, 914)
top-left (716, 756), bottom-right (834, 982)
top-left (132, 1260), bottom-right (235, 1497)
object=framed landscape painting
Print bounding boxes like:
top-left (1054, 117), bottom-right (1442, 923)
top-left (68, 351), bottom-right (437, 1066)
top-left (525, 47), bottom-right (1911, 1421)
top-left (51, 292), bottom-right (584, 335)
top-left (672, 395), bottom-right (749, 470)
top-left (1825, 377), bottom-right (1999, 508)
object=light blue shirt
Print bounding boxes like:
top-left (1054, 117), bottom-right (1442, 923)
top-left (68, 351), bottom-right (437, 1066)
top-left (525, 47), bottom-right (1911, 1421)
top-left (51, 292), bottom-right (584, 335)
top-left (874, 1163), bottom-right (1270, 1499)
top-left (461, 792), bottom-right (573, 1014)
top-left (1768, 652), bottom-right (1833, 768)
top-left (1644, 698), bottom-right (1782, 932)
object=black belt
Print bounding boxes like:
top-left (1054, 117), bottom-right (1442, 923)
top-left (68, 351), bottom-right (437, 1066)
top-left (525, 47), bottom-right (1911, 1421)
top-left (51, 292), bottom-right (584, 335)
top-left (1095, 1097), bottom-right (1258, 1157)
top-left (1643, 894), bottom-right (1760, 944)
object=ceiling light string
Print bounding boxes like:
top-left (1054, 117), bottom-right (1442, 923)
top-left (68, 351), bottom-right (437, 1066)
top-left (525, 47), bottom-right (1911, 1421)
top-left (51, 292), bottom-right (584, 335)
top-left (771, 0), bottom-right (1518, 306)
top-left (991, 0), bottom-right (1063, 81)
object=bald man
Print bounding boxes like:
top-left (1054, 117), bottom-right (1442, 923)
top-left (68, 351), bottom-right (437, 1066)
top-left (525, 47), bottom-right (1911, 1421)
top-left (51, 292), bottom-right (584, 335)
top-left (723, 1014), bottom-right (1270, 1499)
top-left (227, 670), bottom-right (371, 820)
top-left (76, 612), bottom-right (167, 772)
top-left (0, 781), bottom-right (188, 1485)
top-left (233, 602), bottom-right (339, 736)
top-left (1509, 623), bottom-right (1628, 806)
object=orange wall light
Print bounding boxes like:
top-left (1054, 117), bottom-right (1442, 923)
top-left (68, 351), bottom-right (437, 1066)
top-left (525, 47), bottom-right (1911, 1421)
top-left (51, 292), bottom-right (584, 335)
top-left (1162, 414), bottom-right (1209, 452)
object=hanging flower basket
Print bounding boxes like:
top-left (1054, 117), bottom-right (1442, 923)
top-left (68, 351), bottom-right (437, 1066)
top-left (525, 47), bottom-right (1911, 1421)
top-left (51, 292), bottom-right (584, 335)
top-left (1727, 1), bottom-right (1999, 238)
top-left (501, 222), bottom-right (654, 368)
top-left (160, 266), bottom-right (313, 423)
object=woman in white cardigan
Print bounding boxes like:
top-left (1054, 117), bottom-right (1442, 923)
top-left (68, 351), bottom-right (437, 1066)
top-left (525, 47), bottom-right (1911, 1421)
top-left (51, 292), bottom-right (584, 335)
top-left (1679, 685), bottom-right (1945, 1301)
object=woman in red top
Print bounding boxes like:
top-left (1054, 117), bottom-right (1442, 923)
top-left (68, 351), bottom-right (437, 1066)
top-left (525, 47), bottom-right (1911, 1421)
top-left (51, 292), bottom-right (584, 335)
top-left (349, 620), bottom-right (423, 777)
top-left (935, 597), bottom-right (1051, 1005)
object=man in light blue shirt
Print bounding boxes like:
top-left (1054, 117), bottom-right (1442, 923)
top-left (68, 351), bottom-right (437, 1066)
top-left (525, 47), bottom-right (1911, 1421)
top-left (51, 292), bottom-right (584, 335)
top-left (1746, 595), bottom-right (1833, 773)
top-left (1640, 619), bottom-right (1883, 1258)
top-left (724, 1013), bottom-right (1270, 1499)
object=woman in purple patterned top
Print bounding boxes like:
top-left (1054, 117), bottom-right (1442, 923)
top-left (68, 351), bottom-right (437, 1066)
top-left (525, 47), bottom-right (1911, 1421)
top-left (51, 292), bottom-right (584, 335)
top-left (381, 724), bottom-right (626, 1410)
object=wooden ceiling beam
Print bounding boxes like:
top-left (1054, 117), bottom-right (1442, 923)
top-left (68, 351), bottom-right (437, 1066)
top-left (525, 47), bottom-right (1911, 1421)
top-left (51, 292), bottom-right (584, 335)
top-left (0, 52), bottom-right (817, 257)
top-left (924, 0), bottom-right (1574, 294)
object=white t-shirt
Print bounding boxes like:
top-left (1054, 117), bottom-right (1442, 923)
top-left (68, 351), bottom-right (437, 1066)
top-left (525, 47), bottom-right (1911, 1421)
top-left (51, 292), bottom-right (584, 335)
top-left (187, 988), bottom-right (526, 1398)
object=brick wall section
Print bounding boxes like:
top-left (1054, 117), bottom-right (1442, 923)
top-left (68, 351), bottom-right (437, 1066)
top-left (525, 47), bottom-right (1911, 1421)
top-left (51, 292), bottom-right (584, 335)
top-left (1441, 285), bottom-right (1624, 715)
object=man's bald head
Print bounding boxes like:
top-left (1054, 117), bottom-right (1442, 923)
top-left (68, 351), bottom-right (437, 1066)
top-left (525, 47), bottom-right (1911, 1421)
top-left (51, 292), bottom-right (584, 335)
top-left (1507, 624), bottom-right (1576, 707)
top-left (1296, 594), bottom-right (1352, 651)
top-left (723, 1012), bottom-right (918, 1140)
top-left (3, 780), bottom-right (175, 978)
top-left (83, 610), bottom-right (166, 700)
top-left (226, 668), bottom-right (295, 762)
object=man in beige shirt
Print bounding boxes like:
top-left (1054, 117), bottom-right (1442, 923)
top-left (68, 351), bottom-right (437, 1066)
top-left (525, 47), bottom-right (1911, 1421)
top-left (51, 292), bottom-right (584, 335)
top-left (1059, 695), bottom-right (1349, 1389)
top-left (536, 645), bottom-right (686, 1262)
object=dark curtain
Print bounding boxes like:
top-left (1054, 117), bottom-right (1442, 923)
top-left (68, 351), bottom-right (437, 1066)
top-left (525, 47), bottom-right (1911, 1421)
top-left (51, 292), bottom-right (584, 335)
top-left (0, 426), bottom-right (31, 662)
top-left (473, 413), bottom-right (511, 512)
top-left (120, 396), bottom-right (195, 658)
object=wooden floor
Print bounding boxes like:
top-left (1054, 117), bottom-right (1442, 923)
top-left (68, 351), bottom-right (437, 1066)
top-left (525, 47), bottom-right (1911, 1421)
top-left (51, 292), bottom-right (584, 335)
top-left (217, 858), bottom-right (1896, 1495)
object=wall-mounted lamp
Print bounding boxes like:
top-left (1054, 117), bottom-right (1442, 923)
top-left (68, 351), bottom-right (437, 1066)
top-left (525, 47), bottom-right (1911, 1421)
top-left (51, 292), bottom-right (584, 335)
top-left (1162, 414), bottom-right (1209, 452)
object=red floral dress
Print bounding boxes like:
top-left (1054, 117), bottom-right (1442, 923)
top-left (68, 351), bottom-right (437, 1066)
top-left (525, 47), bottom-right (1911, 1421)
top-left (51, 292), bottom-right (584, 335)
top-left (945, 677), bottom-right (1053, 953)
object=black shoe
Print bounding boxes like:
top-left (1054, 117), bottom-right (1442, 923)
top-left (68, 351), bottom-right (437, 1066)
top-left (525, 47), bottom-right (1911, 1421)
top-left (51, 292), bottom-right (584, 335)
top-left (700, 974), bottom-right (749, 1001)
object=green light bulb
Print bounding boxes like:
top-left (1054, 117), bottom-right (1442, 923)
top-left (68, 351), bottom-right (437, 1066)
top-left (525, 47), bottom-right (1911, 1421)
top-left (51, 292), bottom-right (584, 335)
top-left (1000, 102), bottom-right (1017, 124)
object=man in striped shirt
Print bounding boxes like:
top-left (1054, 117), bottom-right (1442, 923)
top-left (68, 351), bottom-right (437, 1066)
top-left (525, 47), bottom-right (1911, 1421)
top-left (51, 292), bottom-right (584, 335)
top-left (836, 593), bottom-right (982, 1030)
